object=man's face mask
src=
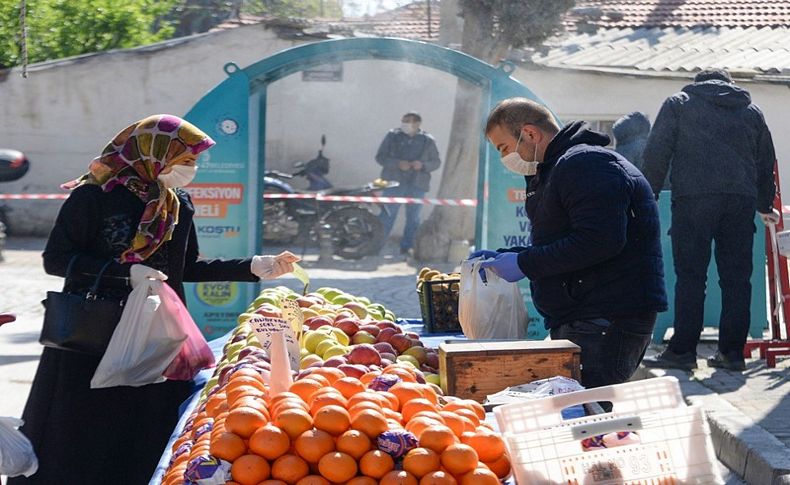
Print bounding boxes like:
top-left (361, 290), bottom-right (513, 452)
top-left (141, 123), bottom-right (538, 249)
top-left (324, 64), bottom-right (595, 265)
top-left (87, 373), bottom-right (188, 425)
top-left (501, 130), bottom-right (539, 176)
top-left (401, 122), bottom-right (418, 136)
top-left (158, 164), bottom-right (197, 188)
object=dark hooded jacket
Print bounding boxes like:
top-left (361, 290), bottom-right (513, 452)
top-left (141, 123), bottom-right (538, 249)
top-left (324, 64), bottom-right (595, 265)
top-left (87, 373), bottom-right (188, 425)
top-left (613, 111), bottom-right (651, 171)
top-left (504, 121), bottom-right (667, 328)
top-left (642, 80), bottom-right (776, 212)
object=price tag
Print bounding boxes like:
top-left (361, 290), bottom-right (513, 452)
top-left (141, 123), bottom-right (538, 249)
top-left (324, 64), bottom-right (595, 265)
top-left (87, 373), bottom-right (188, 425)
top-left (248, 315), bottom-right (300, 371)
top-left (291, 262), bottom-right (310, 295)
top-left (281, 298), bottom-right (305, 336)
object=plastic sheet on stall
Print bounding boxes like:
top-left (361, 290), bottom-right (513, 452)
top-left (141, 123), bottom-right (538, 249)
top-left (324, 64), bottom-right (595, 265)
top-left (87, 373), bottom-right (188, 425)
top-left (485, 376), bottom-right (587, 419)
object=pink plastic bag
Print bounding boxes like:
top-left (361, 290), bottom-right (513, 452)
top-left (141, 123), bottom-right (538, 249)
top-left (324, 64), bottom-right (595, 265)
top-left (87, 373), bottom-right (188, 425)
top-left (159, 283), bottom-right (215, 380)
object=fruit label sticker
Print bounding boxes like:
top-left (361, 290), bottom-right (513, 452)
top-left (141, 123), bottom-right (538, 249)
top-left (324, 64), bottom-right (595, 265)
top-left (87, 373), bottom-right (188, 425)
top-left (248, 315), bottom-right (300, 370)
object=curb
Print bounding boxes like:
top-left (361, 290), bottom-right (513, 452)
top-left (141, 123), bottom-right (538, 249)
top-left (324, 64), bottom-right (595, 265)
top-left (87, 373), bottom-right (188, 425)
top-left (633, 366), bottom-right (790, 485)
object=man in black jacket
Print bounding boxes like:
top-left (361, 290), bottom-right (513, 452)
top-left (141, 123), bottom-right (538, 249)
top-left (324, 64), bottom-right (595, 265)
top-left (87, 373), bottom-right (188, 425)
top-left (375, 112), bottom-right (442, 255)
top-left (642, 69), bottom-right (778, 372)
top-left (472, 98), bottom-right (668, 389)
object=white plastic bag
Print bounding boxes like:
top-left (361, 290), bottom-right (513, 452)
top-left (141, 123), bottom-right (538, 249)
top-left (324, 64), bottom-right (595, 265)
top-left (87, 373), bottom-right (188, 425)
top-left (91, 280), bottom-right (186, 388)
top-left (458, 258), bottom-right (529, 339)
top-left (0, 417), bottom-right (38, 477)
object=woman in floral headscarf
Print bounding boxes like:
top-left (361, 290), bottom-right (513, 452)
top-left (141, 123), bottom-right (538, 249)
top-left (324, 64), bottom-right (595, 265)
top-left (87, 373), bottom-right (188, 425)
top-left (10, 115), bottom-right (298, 484)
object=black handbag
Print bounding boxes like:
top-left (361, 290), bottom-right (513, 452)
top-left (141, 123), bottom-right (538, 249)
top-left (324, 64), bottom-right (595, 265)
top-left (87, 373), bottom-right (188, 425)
top-left (39, 257), bottom-right (126, 356)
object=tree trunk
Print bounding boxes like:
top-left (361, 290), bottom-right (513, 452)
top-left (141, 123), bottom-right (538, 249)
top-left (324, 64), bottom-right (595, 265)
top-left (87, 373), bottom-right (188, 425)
top-left (414, 6), bottom-right (507, 261)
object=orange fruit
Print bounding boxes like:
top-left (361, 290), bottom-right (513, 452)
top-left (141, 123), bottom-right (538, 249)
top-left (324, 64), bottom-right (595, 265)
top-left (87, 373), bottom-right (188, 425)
top-left (419, 426), bottom-right (457, 453)
top-left (380, 470), bottom-right (419, 485)
top-left (405, 417), bottom-right (444, 439)
top-left (308, 387), bottom-right (344, 403)
top-left (271, 454), bottom-right (310, 484)
top-left (346, 477), bottom-right (378, 485)
top-left (420, 386), bottom-right (439, 406)
top-left (226, 406), bottom-right (268, 438)
top-left (351, 409), bottom-right (389, 438)
top-left (347, 391), bottom-right (388, 409)
top-left (269, 391), bottom-right (304, 407)
top-left (259, 481), bottom-right (288, 485)
top-left (231, 395), bottom-right (270, 414)
top-left (359, 449), bottom-right (395, 479)
top-left (388, 383), bottom-right (425, 410)
top-left (384, 367), bottom-right (418, 383)
top-left (409, 411), bottom-right (445, 424)
top-left (275, 408), bottom-right (314, 440)
top-left (313, 404), bottom-right (351, 436)
top-left (378, 392), bottom-right (400, 411)
top-left (271, 399), bottom-right (310, 418)
top-left (231, 454), bottom-right (270, 485)
top-left (303, 374), bottom-right (331, 387)
top-left (294, 475), bottom-right (330, 485)
top-left (402, 447), bottom-right (441, 478)
top-left (249, 424), bottom-right (291, 461)
top-left (419, 470), bottom-right (458, 485)
top-left (348, 401), bottom-right (382, 418)
top-left (289, 380), bottom-right (323, 402)
top-left (231, 367), bottom-right (268, 383)
top-left (209, 431), bottom-right (247, 462)
top-left (459, 467), bottom-right (498, 485)
top-left (336, 429), bottom-right (372, 459)
top-left (309, 393), bottom-right (348, 415)
top-left (308, 367), bottom-right (346, 384)
top-left (294, 429), bottom-right (336, 463)
top-left (228, 374), bottom-right (267, 392)
top-left (205, 392), bottom-right (228, 416)
top-left (440, 402), bottom-right (473, 414)
top-left (317, 451), bottom-right (358, 483)
top-left (460, 429), bottom-right (505, 462)
top-left (332, 377), bottom-right (366, 399)
top-left (440, 444), bottom-right (478, 476)
top-left (383, 408), bottom-right (405, 425)
top-left (360, 371), bottom-right (382, 385)
top-left (462, 401), bottom-right (485, 421)
top-left (452, 409), bottom-right (479, 427)
top-left (437, 412), bottom-right (469, 438)
top-left (484, 453), bottom-right (512, 480)
top-left (401, 399), bottom-right (437, 422)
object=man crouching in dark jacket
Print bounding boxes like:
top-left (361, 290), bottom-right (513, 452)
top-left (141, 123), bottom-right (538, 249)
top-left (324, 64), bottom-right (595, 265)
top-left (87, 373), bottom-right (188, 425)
top-left (471, 97), bottom-right (668, 389)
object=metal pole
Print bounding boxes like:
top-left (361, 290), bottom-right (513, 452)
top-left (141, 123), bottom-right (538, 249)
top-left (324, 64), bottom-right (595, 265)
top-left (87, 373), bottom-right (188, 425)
top-left (20, 0), bottom-right (28, 78)
top-left (427, 0), bottom-right (432, 38)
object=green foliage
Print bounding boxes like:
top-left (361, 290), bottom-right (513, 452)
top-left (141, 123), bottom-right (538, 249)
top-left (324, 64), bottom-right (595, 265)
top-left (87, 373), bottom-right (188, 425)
top-left (0, 0), bottom-right (177, 68)
top-left (458, 0), bottom-right (575, 51)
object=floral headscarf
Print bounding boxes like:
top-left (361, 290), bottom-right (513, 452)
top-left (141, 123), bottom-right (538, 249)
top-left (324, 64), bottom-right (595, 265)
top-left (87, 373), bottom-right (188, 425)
top-left (63, 114), bottom-right (215, 263)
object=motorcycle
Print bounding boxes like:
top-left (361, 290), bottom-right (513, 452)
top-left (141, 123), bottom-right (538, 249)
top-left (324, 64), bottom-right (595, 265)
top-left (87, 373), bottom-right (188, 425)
top-left (262, 136), bottom-right (398, 260)
top-left (0, 149), bottom-right (30, 260)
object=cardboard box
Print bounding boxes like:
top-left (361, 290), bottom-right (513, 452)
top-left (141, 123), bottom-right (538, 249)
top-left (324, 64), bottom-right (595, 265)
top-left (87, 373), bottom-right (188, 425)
top-left (439, 340), bottom-right (581, 402)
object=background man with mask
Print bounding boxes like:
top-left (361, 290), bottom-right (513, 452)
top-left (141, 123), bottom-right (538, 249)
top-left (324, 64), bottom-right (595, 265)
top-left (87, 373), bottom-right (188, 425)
top-left (641, 69), bottom-right (777, 372)
top-left (470, 97), bottom-right (667, 389)
top-left (375, 111), bottom-right (441, 255)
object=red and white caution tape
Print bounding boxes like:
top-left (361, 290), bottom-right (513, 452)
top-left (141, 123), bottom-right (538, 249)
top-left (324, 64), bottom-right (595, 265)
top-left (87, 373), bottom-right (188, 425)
top-left (0, 193), bottom-right (68, 200)
top-left (263, 193), bottom-right (477, 207)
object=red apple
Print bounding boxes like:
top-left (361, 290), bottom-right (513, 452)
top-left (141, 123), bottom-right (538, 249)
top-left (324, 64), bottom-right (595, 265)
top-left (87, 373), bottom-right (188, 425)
top-left (335, 319), bottom-right (360, 337)
top-left (426, 351), bottom-right (440, 369)
top-left (255, 303), bottom-right (282, 318)
top-left (323, 356), bottom-right (347, 367)
top-left (376, 321), bottom-right (401, 333)
top-left (373, 342), bottom-right (396, 355)
top-left (360, 325), bottom-right (381, 337)
top-left (376, 328), bottom-right (398, 344)
top-left (338, 364), bottom-right (368, 379)
top-left (304, 315), bottom-right (334, 330)
top-left (347, 344), bottom-right (382, 366)
top-left (390, 334), bottom-right (415, 354)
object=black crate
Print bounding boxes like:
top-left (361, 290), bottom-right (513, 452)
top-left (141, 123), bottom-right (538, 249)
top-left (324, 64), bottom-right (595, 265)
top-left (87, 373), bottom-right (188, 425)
top-left (417, 278), bottom-right (462, 334)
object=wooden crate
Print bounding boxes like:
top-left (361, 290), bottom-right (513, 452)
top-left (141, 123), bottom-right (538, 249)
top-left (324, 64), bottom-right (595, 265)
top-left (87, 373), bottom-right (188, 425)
top-left (439, 340), bottom-right (581, 402)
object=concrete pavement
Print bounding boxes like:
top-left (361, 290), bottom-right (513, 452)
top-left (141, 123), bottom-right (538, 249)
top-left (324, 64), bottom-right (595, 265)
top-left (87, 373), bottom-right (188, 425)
top-left (0, 238), bottom-right (766, 483)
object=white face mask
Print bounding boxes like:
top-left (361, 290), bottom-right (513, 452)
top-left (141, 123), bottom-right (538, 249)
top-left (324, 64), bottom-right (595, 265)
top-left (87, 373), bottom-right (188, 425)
top-left (401, 122), bottom-right (418, 136)
top-left (501, 130), bottom-right (539, 176)
top-left (158, 164), bottom-right (197, 188)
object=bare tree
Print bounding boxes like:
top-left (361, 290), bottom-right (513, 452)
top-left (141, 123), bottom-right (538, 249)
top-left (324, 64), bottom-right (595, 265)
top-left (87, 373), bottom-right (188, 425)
top-left (415, 0), bottom-right (574, 260)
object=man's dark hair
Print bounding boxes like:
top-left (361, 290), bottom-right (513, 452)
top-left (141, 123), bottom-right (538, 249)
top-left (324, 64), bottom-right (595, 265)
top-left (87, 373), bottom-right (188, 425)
top-left (694, 69), bottom-right (732, 83)
top-left (403, 111), bottom-right (422, 122)
top-left (485, 98), bottom-right (560, 138)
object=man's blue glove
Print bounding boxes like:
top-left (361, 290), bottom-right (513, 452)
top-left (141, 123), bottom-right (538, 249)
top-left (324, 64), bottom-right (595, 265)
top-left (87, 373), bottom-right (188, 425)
top-left (478, 252), bottom-right (526, 282)
top-left (468, 249), bottom-right (498, 260)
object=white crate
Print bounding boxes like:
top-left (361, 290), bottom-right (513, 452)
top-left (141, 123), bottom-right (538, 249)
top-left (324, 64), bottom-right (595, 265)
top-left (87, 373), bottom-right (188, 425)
top-left (494, 377), bottom-right (723, 484)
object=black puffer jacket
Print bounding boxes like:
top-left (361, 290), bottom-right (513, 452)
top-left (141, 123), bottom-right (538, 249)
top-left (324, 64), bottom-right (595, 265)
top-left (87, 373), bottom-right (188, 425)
top-left (642, 80), bottom-right (776, 212)
top-left (505, 122), bottom-right (667, 328)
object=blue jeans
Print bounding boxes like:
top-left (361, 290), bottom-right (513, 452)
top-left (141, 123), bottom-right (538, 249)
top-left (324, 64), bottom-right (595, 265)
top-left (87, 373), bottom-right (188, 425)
top-left (550, 313), bottom-right (656, 389)
top-left (379, 184), bottom-right (426, 251)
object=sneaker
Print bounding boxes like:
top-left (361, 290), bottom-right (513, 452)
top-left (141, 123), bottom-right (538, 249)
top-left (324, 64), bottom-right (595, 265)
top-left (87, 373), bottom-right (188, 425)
top-left (707, 351), bottom-right (746, 371)
top-left (642, 348), bottom-right (697, 370)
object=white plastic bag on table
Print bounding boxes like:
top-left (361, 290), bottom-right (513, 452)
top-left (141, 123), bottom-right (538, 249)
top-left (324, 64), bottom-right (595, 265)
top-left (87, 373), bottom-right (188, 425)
top-left (458, 258), bottom-right (528, 339)
top-left (0, 416), bottom-right (38, 477)
top-left (91, 280), bottom-right (186, 388)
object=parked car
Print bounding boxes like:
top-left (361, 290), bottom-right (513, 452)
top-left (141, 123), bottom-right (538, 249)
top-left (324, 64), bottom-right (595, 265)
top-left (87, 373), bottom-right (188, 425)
top-left (0, 149), bottom-right (29, 182)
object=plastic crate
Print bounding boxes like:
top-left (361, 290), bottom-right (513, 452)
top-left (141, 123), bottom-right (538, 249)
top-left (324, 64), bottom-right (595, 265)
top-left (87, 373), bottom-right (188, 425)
top-left (417, 278), bottom-right (461, 333)
top-left (494, 377), bottom-right (723, 484)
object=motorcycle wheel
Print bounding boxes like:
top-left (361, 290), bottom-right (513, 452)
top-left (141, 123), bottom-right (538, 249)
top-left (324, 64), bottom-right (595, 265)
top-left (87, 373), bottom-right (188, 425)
top-left (322, 207), bottom-right (385, 259)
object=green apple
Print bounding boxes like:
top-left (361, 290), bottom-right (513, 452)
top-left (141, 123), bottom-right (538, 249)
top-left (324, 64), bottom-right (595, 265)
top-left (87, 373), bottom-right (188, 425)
top-left (330, 328), bottom-right (350, 346)
top-left (300, 354), bottom-right (323, 369)
top-left (397, 355), bottom-right (420, 368)
top-left (304, 331), bottom-right (332, 354)
top-left (425, 373), bottom-right (441, 386)
top-left (300, 347), bottom-right (310, 358)
top-left (236, 312), bottom-right (258, 326)
top-left (322, 345), bottom-right (349, 360)
top-left (315, 339), bottom-right (338, 356)
top-left (331, 294), bottom-right (355, 306)
top-left (357, 296), bottom-right (371, 306)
